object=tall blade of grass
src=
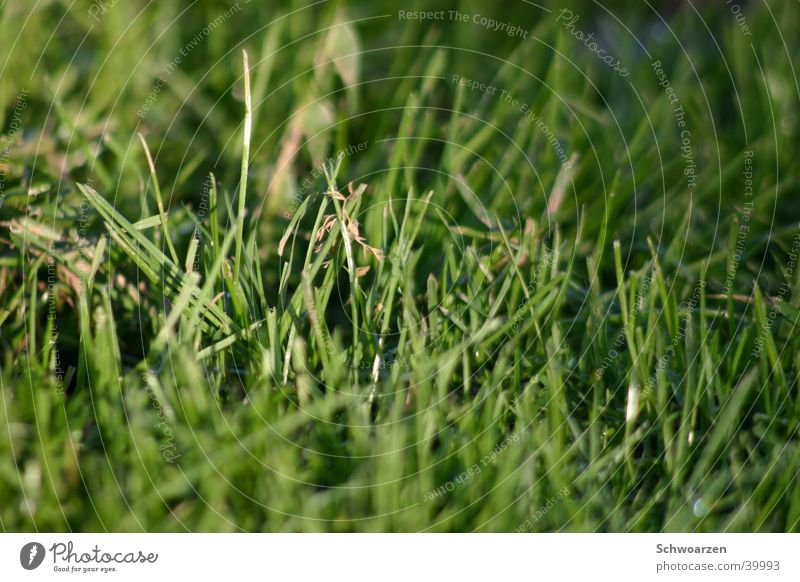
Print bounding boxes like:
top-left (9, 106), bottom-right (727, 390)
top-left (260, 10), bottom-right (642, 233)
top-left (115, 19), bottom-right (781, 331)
top-left (234, 49), bottom-right (252, 282)
top-left (137, 133), bottom-right (179, 264)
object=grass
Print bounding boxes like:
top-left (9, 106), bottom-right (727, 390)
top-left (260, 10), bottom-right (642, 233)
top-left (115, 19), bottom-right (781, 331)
top-left (1, 0), bottom-right (800, 532)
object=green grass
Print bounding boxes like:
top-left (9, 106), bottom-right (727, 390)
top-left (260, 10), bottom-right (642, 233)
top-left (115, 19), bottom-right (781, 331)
top-left (2, 0), bottom-right (800, 532)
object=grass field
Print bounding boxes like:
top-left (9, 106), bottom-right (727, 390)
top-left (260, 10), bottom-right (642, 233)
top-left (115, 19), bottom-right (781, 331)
top-left (2, 0), bottom-right (800, 532)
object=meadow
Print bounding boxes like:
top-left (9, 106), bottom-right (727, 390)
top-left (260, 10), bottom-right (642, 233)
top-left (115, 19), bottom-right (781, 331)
top-left (1, 0), bottom-right (799, 532)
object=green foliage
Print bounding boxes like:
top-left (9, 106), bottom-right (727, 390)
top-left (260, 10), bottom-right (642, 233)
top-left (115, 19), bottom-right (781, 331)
top-left (1, 0), bottom-right (800, 532)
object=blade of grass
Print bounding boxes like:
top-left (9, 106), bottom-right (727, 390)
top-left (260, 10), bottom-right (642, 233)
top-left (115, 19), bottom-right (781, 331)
top-left (234, 49), bottom-right (252, 282)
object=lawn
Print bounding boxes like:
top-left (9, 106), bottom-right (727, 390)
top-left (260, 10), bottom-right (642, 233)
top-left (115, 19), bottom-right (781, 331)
top-left (1, 0), bottom-right (800, 532)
